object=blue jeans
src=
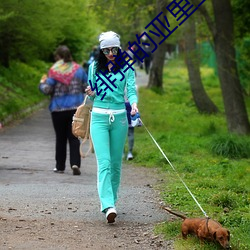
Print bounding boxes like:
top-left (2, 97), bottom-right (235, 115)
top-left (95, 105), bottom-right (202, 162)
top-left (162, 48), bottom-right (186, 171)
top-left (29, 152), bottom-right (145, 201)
top-left (90, 111), bottom-right (128, 212)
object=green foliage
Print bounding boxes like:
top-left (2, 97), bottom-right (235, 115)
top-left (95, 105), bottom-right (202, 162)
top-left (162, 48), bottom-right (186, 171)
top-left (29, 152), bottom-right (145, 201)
top-left (236, 37), bottom-right (250, 95)
top-left (233, 0), bottom-right (250, 98)
top-left (210, 135), bottom-right (250, 159)
top-left (210, 191), bottom-right (238, 209)
top-left (232, 0), bottom-right (250, 39)
top-left (0, 0), bottom-right (100, 66)
top-left (154, 221), bottom-right (181, 240)
top-left (129, 58), bottom-right (250, 249)
top-left (91, 0), bottom-right (155, 49)
top-left (0, 60), bottom-right (49, 122)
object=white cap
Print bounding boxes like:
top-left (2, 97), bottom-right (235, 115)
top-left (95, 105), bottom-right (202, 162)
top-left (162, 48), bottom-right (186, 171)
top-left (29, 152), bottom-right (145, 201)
top-left (99, 31), bottom-right (121, 49)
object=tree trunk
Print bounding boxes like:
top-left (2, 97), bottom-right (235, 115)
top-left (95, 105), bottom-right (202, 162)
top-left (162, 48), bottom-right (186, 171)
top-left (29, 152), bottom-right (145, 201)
top-left (185, 17), bottom-right (218, 114)
top-left (148, 44), bottom-right (166, 89)
top-left (147, 0), bottom-right (168, 89)
top-left (212, 0), bottom-right (250, 134)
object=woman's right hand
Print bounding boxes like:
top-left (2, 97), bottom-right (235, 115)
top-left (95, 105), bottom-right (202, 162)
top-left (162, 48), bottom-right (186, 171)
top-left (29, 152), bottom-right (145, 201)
top-left (131, 103), bottom-right (138, 116)
top-left (85, 86), bottom-right (95, 97)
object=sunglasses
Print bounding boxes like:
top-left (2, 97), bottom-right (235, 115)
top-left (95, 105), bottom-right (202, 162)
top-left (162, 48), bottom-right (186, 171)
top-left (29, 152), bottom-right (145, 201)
top-left (102, 47), bottom-right (119, 55)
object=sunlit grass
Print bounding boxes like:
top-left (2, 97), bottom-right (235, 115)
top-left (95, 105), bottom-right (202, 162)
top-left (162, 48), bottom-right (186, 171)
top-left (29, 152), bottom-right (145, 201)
top-left (129, 58), bottom-right (250, 250)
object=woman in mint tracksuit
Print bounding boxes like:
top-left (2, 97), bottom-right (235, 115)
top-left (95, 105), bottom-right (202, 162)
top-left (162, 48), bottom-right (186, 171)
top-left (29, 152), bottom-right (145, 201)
top-left (86, 31), bottom-right (138, 223)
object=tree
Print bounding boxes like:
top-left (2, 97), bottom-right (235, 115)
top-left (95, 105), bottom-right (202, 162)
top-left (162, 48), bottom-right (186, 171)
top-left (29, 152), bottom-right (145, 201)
top-left (91, 0), bottom-right (177, 90)
top-left (0, 0), bottom-right (59, 66)
top-left (0, 0), bottom-right (98, 66)
top-left (184, 16), bottom-right (218, 114)
top-left (232, 0), bottom-right (250, 39)
top-left (91, 0), bottom-right (155, 48)
top-left (232, 0), bottom-right (250, 96)
top-left (147, 0), bottom-right (168, 89)
top-left (194, 0), bottom-right (250, 134)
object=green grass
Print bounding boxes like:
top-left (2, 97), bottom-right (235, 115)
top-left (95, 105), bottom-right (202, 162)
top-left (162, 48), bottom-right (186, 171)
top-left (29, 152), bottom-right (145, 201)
top-left (129, 59), bottom-right (250, 250)
top-left (0, 60), bottom-right (50, 123)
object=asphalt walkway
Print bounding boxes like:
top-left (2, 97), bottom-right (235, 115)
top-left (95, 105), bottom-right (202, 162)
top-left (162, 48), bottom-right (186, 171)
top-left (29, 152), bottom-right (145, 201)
top-left (0, 70), bottom-right (172, 249)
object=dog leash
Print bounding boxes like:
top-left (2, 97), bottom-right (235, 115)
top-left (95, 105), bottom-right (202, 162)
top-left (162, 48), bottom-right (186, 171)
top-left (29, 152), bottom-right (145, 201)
top-left (139, 118), bottom-right (209, 218)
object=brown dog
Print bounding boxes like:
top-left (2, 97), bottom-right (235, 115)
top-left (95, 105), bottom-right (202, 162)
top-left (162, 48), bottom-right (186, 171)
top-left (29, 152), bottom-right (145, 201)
top-left (163, 207), bottom-right (231, 249)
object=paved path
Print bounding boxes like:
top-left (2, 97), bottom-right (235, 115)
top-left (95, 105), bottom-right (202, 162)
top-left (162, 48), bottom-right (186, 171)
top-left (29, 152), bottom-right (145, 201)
top-left (0, 71), bottom-right (174, 249)
top-left (0, 107), bottom-right (164, 224)
top-left (135, 68), bottom-right (149, 88)
top-left (0, 68), bottom-right (152, 223)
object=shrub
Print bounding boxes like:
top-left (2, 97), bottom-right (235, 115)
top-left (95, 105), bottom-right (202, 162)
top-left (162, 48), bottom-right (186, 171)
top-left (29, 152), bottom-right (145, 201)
top-left (210, 191), bottom-right (237, 209)
top-left (210, 135), bottom-right (250, 159)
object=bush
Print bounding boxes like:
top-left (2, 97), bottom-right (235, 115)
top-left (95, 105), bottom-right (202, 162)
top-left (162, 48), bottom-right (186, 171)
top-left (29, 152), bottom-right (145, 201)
top-left (210, 135), bottom-right (250, 159)
top-left (0, 60), bottom-right (49, 122)
top-left (210, 191), bottom-right (237, 209)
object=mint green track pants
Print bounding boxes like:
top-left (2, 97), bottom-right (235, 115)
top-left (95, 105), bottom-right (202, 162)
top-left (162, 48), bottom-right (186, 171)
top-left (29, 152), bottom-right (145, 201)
top-left (90, 111), bottom-right (128, 212)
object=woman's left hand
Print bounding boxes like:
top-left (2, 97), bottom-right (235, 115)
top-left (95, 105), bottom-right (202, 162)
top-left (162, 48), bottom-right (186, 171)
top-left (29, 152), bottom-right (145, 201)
top-left (131, 103), bottom-right (138, 116)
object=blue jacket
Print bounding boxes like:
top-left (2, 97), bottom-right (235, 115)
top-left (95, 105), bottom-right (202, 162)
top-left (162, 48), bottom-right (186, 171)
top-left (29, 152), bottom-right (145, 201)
top-left (39, 67), bottom-right (87, 112)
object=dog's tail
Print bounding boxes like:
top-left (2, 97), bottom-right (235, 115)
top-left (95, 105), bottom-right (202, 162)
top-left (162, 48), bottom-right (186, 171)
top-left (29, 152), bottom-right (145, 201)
top-left (162, 206), bottom-right (187, 220)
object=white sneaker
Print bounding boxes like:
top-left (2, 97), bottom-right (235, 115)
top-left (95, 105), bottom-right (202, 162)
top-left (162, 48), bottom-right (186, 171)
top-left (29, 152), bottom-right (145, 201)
top-left (127, 152), bottom-right (133, 160)
top-left (105, 207), bottom-right (117, 223)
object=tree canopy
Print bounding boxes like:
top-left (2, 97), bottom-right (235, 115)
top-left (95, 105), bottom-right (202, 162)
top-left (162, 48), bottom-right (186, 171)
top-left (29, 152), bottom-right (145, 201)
top-left (0, 0), bottom-right (99, 66)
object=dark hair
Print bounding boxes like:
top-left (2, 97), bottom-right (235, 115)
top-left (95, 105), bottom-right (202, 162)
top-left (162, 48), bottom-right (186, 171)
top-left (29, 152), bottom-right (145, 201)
top-left (54, 45), bottom-right (73, 63)
top-left (96, 49), bottom-right (123, 73)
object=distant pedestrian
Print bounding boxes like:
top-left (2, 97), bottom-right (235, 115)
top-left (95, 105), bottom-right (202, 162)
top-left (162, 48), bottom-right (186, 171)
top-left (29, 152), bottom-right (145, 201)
top-left (87, 46), bottom-right (99, 69)
top-left (39, 45), bottom-right (88, 175)
top-left (125, 101), bottom-right (135, 160)
top-left (125, 47), bottom-right (137, 77)
top-left (131, 44), bottom-right (143, 69)
top-left (144, 45), bottom-right (152, 74)
top-left (124, 80), bottom-right (138, 161)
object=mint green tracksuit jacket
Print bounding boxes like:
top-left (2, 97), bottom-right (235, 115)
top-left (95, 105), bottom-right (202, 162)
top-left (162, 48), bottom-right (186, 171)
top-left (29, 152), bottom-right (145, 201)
top-left (88, 62), bottom-right (138, 212)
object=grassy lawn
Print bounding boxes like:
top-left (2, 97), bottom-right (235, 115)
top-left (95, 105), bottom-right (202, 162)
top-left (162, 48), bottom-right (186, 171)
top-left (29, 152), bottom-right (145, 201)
top-left (128, 59), bottom-right (250, 250)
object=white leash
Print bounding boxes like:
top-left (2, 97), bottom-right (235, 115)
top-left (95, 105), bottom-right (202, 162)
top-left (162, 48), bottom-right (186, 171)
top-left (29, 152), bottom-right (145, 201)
top-left (139, 118), bottom-right (209, 218)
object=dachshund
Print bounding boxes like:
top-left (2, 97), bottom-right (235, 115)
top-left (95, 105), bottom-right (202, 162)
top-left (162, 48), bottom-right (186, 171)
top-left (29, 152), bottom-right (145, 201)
top-left (162, 206), bottom-right (231, 249)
